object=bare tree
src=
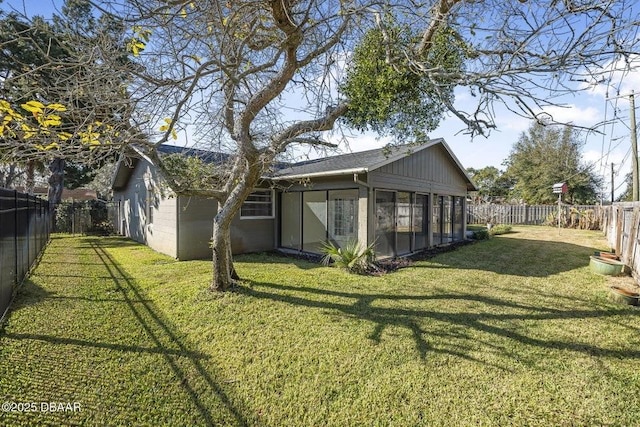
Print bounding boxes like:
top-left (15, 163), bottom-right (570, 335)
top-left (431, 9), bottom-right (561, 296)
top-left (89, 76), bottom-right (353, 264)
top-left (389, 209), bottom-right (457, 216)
top-left (2, 0), bottom-right (639, 290)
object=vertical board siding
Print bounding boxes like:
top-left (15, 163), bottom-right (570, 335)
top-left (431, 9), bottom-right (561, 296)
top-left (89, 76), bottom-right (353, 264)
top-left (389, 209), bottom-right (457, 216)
top-left (373, 145), bottom-right (468, 194)
top-left (603, 203), bottom-right (640, 281)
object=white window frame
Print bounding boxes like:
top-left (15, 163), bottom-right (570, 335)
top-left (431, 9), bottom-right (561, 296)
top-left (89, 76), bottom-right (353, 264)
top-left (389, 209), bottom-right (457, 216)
top-left (146, 184), bottom-right (154, 225)
top-left (134, 192), bottom-right (139, 218)
top-left (240, 189), bottom-right (274, 219)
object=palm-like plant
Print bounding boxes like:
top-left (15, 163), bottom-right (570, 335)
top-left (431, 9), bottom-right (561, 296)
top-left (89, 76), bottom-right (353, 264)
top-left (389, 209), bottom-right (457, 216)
top-left (320, 239), bottom-right (376, 274)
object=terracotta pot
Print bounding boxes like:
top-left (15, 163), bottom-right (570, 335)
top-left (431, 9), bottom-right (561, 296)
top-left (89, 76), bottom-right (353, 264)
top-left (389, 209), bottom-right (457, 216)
top-left (594, 251), bottom-right (620, 261)
top-left (609, 286), bottom-right (640, 306)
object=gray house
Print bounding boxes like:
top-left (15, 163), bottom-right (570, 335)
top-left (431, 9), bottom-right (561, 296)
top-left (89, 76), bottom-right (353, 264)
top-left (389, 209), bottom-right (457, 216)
top-left (111, 139), bottom-right (476, 260)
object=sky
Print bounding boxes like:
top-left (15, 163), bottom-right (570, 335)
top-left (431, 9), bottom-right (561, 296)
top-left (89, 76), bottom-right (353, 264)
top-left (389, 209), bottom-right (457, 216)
top-left (3, 0), bottom-right (639, 200)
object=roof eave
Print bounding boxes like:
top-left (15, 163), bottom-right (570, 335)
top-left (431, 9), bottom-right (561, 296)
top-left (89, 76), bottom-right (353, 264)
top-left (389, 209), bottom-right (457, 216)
top-left (271, 167), bottom-right (368, 181)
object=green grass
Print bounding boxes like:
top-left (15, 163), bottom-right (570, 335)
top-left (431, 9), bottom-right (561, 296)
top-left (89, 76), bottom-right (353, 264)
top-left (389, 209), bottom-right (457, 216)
top-left (1, 226), bottom-right (640, 426)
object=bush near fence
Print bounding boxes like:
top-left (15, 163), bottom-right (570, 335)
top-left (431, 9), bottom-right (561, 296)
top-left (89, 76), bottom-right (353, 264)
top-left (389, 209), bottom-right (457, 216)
top-left (55, 200), bottom-right (116, 235)
top-left (0, 188), bottom-right (51, 321)
top-left (467, 204), bottom-right (602, 230)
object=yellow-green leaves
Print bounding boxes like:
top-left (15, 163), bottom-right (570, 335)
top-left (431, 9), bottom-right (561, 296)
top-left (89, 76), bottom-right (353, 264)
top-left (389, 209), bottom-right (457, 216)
top-left (127, 26), bottom-right (152, 57)
top-left (159, 118), bottom-right (178, 140)
top-left (35, 142), bottom-right (59, 151)
top-left (20, 101), bottom-right (68, 130)
top-left (0, 100), bottom-right (23, 135)
top-left (0, 98), bottom-right (118, 152)
top-left (21, 100), bottom-right (45, 113)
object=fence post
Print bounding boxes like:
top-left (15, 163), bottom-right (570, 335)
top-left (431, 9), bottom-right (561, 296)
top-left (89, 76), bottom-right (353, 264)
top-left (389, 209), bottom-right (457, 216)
top-left (27, 195), bottom-right (31, 268)
top-left (13, 190), bottom-right (18, 287)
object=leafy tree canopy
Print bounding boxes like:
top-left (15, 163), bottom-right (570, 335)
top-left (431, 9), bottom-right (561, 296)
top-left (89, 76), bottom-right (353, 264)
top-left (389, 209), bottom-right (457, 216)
top-left (341, 23), bottom-right (467, 142)
top-left (504, 121), bottom-right (601, 204)
top-left (467, 166), bottom-right (513, 202)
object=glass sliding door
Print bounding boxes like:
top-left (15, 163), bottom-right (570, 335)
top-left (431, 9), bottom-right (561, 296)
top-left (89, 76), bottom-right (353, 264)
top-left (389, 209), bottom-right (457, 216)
top-left (375, 190), bottom-right (395, 257)
top-left (413, 194), bottom-right (428, 250)
top-left (302, 191), bottom-right (327, 253)
top-left (328, 190), bottom-right (358, 248)
top-left (443, 196), bottom-right (452, 243)
top-left (281, 192), bottom-right (301, 249)
top-left (433, 195), bottom-right (442, 245)
top-left (453, 196), bottom-right (464, 241)
top-left (396, 192), bottom-right (412, 255)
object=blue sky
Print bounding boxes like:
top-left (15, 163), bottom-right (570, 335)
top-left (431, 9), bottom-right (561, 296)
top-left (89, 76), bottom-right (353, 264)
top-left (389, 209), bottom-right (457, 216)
top-left (4, 0), bottom-right (639, 199)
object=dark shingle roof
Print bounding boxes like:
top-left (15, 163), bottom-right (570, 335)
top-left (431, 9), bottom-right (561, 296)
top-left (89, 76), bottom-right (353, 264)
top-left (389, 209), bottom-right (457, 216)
top-left (157, 144), bottom-right (230, 164)
top-left (113, 139), bottom-right (476, 191)
top-left (272, 140), bottom-right (446, 178)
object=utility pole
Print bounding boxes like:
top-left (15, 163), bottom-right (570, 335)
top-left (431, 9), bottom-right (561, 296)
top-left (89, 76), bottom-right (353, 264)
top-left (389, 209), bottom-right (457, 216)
top-left (606, 91), bottom-right (639, 201)
top-left (611, 162), bottom-right (615, 204)
top-left (631, 91), bottom-right (638, 201)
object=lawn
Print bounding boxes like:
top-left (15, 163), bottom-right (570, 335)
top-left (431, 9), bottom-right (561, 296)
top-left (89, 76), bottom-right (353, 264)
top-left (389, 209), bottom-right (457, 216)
top-left (1, 226), bottom-right (640, 426)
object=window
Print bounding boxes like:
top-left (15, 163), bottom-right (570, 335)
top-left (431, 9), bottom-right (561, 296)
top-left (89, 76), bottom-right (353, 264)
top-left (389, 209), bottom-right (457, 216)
top-left (134, 192), bottom-right (139, 218)
top-left (146, 187), bottom-right (154, 225)
top-left (331, 198), bottom-right (356, 236)
top-left (241, 190), bottom-right (273, 218)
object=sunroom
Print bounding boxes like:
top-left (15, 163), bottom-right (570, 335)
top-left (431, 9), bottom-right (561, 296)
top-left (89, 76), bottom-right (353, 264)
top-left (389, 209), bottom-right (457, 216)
top-left (272, 139), bottom-right (476, 258)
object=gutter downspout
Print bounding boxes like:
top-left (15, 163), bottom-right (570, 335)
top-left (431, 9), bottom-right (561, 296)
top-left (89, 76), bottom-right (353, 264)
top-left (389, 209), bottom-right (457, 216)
top-left (353, 173), bottom-right (369, 188)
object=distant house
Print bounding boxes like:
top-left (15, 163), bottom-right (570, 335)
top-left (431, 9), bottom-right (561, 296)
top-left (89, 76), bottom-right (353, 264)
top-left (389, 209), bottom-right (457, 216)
top-left (18, 187), bottom-right (98, 201)
top-left (111, 139), bottom-right (476, 260)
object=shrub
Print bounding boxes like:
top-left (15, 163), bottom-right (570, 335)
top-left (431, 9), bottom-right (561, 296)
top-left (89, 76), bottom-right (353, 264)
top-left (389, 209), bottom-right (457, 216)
top-left (489, 224), bottom-right (512, 235)
top-left (89, 220), bottom-right (115, 235)
top-left (320, 239), bottom-right (376, 274)
top-left (54, 200), bottom-right (114, 234)
top-left (55, 201), bottom-right (91, 233)
top-left (471, 229), bottom-right (490, 240)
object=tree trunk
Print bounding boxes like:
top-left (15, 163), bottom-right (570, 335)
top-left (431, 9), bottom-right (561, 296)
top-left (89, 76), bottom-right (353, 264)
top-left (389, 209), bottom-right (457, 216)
top-left (210, 217), bottom-right (235, 291)
top-left (48, 157), bottom-right (65, 231)
top-left (1, 163), bottom-right (19, 189)
top-left (26, 160), bottom-right (35, 194)
top-left (209, 167), bottom-right (262, 290)
top-left (47, 158), bottom-right (65, 204)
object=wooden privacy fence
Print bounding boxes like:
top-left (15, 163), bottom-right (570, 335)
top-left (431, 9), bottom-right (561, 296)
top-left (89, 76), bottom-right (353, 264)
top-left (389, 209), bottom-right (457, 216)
top-left (467, 204), bottom-right (602, 227)
top-left (0, 188), bottom-right (51, 322)
top-left (602, 202), bottom-right (640, 280)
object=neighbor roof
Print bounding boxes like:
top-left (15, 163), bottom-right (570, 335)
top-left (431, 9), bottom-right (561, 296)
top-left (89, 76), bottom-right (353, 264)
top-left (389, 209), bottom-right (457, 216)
top-left (17, 187), bottom-right (98, 201)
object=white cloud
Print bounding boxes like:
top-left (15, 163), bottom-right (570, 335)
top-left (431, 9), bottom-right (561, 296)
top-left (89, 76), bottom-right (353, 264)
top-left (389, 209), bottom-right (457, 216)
top-left (579, 54), bottom-right (640, 99)
top-left (539, 105), bottom-right (601, 127)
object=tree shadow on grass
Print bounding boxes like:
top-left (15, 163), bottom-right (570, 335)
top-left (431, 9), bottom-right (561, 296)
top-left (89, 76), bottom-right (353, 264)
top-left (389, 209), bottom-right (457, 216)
top-left (3, 240), bottom-right (250, 426)
top-left (235, 251), bottom-right (323, 271)
top-left (238, 280), bottom-right (640, 370)
top-left (84, 241), bottom-right (250, 426)
top-left (1, 278), bottom-right (53, 317)
top-left (416, 236), bottom-right (601, 277)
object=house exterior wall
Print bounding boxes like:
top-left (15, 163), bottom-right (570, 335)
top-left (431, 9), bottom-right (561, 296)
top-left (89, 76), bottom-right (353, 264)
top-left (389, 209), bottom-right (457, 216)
top-left (113, 159), bottom-right (178, 258)
top-left (172, 196), bottom-right (276, 260)
top-left (366, 145), bottom-right (469, 256)
top-left (135, 193), bottom-right (276, 261)
top-left (369, 144), bottom-right (469, 196)
top-left (230, 215), bottom-right (276, 255)
top-left (176, 196), bottom-right (216, 260)
top-left (114, 159), bottom-right (275, 260)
